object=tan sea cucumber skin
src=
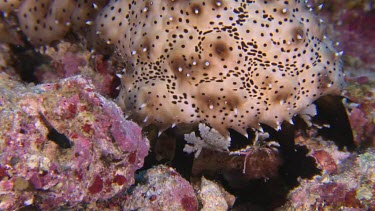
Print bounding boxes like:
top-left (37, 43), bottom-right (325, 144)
top-left (94, 0), bottom-right (345, 137)
top-left (0, 1), bottom-right (344, 138)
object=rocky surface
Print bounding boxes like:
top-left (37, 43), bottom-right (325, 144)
top-left (0, 74), bottom-right (149, 210)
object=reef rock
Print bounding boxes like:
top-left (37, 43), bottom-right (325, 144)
top-left (280, 150), bottom-right (375, 210)
top-left (122, 165), bottom-right (198, 211)
top-left (0, 74), bottom-right (149, 210)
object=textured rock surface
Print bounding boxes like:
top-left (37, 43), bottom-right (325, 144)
top-left (97, 0), bottom-right (345, 137)
top-left (198, 177), bottom-right (235, 211)
top-left (0, 0), bottom-right (374, 210)
top-left (0, 74), bottom-right (149, 210)
top-left (35, 41), bottom-right (120, 97)
top-left (280, 150), bottom-right (375, 210)
top-left (122, 165), bottom-right (198, 211)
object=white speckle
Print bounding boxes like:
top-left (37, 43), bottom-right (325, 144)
top-left (319, 19), bottom-right (324, 23)
top-left (276, 123), bottom-right (281, 131)
top-left (65, 22), bottom-right (71, 26)
top-left (131, 50), bottom-right (137, 55)
top-left (85, 21), bottom-right (93, 25)
top-left (318, 4), bottom-right (324, 10)
top-left (192, 61), bottom-right (197, 66)
top-left (258, 125), bottom-right (264, 133)
top-left (24, 198), bottom-right (34, 206)
top-left (186, 73), bottom-right (190, 77)
top-left (169, 16), bottom-right (173, 21)
top-left (142, 7), bottom-right (148, 12)
top-left (178, 67), bottom-right (183, 72)
top-left (280, 100), bottom-right (284, 105)
top-left (335, 51), bottom-right (344, 57)
top-left (289, 119), bottom-right (294, 125)
top-left (92, 3), bottom-right (98, 9)
top-left (234, 108), bottom-right (238, 115)
top-left (194, 9), bottom-right (199, 14)
top-left (209, 104), bottom-right (214, 110)
top-left (216, 1), bottom-right (222, 6)
top-left (96, 30), bottom-right (101, 35)
top-left (143, 116), bottom-right (149, 122)
top-left (106, 40), bottom-right (111, 44)
top-left (297, 34), bottom-right (303, 40)
top-left (54, 20), bottom-right (59, 24)
top-left (204, 61), bottom-right (210, 66)
top-left (282, 8), bottom-right (287, 13)
top-left (140, 103), bottom-right (147, 108)
top-left (142, 47), bottom-right (147, 52)
top-left (115, 85), bottom-right (120, 90)
top-left (116, 73), bottom-right (122, 78)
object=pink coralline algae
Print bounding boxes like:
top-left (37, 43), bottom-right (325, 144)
top-left (122, 165), bottom-right (198, 211)
top-left (34, 42), bottom-right (120, 98)
top-left (281, 150), bottom-right (375, 210)
top-left (0, 74), bottom-right (149, 210)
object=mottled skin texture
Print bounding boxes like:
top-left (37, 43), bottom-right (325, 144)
top-left (0, 0), bottom-right (345, 138)
top-left (0, 0), bottom-right (107, 45)
top-left (97, 0), bottom-right (344, 137)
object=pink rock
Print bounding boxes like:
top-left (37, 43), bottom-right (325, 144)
top-left (122, 165), bottom-right (198, 211)
top-left (0, 75), bottom-right (149, 210)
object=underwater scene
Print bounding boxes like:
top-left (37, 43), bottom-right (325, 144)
top-left (0, 0), bottom-right (374, 210)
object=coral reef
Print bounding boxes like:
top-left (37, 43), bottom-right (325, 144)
top-left (122, 165), bottom-right (198, 211)
top-left (34, 41), bottom-right (120, 97)
top-left (0, 0), bottom-right (374, 210)
top-left (0, 74), bottom-right (149, 210)
top-left (344, 80), bottom-right (375, 146)
top-left (280, 149), bottom-right (375, 210)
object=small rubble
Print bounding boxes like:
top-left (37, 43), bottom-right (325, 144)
top-left (198, 177), bottom-right (235, 211)
top-left (122, 165), bottom-right (198, 211)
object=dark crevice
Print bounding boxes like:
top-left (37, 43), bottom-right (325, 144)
top-left (39, 112), bottom-right (72, 149)
top-left (10, 43), bottom-right (51, 84)
top-left (312, 95), bottom-right (355, 151)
